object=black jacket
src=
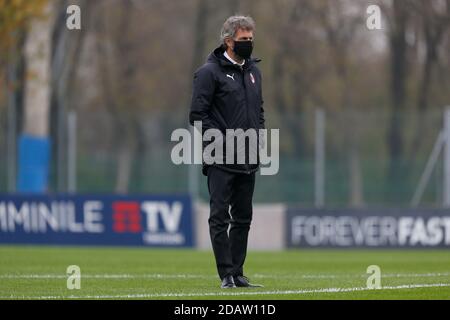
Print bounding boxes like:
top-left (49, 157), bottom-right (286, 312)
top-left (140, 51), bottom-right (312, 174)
top-left (189, 46), bottom-right (265, 176)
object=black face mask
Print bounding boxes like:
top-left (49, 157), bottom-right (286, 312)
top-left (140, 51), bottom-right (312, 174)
top-left (233, 40), bottom-right (253, 60)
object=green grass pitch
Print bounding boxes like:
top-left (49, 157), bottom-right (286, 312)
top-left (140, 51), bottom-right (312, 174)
top-left (0, 246), bottom-right (449, 299)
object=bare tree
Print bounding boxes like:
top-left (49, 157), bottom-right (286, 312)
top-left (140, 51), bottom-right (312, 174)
top-left (50, 0), bottom-right (90, 191)
top-left (23, 1), bottom-right (56, 138)
top-left (191, 0), bottom-right (209, 78)
top-left (271, 0), bottom-right (310, 158)
top-left (382, 0), bottom-right (411, 196)
top-left (94, 0), bottom-right (142, 193)
top-left (409, 0), bottom-right (450, 159)
top-left (316, 0), bottom-right (366, 207)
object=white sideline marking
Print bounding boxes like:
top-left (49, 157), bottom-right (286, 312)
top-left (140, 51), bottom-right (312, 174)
top-left (1, 272), bottom-right (450, 279)
top-left (0, 274), bottom-right (209, 279)
top-left (1, 283), bottom-right (449, 299)
top-left (256, 272), bottom-right (450, 279)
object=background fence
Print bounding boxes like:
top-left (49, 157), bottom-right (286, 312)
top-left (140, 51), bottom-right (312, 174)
top-left (1, 107), bottom-right (447, 208)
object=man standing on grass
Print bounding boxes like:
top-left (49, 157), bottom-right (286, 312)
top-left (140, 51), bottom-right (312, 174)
top-left (189, 15), bottom-right (265, 289)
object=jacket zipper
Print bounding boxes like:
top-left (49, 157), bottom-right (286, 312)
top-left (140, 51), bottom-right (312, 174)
top-left (241, 67), bottom-right (251, 174)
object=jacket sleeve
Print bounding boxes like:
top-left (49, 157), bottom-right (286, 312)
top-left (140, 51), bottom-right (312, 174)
top-left (189, 66), bottom-right (216, 131)
top-left (259, 79), bottom-right (265, 130)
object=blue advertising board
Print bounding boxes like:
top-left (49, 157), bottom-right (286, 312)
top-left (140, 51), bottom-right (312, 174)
top-left (17, 135), bottom-right (51, 193)
top-left (0, 194), bottom-right (194, 247)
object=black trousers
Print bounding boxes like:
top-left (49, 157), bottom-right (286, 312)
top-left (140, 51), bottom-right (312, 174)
top-left (207, 166), bottom-right (256, 280)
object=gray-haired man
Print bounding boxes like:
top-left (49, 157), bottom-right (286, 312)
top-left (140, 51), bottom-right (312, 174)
top-left (189, 16), bottom-right (265, 289)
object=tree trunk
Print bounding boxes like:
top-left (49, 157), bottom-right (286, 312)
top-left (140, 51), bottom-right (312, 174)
top-left (409, 7), bottom-right (448, 161)
top-left (23, 1), bottom-right (55, 137)
top-left (191, 0), bottom-right (209, 76)
top-left (113, 0), bottom-right (137, 194)
top-left (50, 0), bottom-right (89, 191)
top-left (272, 0), bottom-right (306, 158)
top-left (386, 1), bottom-right (408, 200)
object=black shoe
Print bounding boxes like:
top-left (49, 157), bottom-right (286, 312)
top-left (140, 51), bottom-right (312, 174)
top-left (233, 275), bottom-right (264, 288)
top-left (221, 275), bottom-right (236, 289)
